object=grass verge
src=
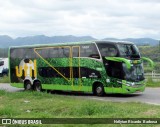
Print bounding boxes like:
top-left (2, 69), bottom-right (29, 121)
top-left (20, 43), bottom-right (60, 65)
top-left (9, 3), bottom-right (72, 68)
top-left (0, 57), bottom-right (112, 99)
top-left (146, 78), bottom-right (160, 87)
top-left (0, 75), bottom-right (10, 83)
top-left (0, 90), bottom-right (160, 127)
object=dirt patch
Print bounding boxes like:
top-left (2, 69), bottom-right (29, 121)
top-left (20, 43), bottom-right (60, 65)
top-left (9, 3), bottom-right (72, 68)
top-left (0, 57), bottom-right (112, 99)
top-left (143, 109), bottom-right (158, 116)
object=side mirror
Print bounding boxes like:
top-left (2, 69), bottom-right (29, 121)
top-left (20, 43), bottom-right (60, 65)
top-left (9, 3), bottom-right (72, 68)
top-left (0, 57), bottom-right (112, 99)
top-left (105, 57), bottom-right (131, 69)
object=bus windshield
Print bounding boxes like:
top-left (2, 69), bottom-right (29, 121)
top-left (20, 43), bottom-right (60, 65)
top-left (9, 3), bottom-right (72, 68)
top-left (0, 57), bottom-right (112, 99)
top-left (117, 44), bottom-right (140, 59)
top-left (122, 63), bottom-right (144, 82)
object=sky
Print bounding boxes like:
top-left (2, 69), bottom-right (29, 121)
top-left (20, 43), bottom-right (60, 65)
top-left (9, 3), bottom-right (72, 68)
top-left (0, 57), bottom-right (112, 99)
top-left (0, 0), bottom-right (160, 39)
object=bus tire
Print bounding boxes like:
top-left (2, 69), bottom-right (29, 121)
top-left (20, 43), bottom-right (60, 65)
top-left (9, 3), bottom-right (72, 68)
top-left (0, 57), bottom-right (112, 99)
top-left (24, 81), bottom-right (32, 90)
top-left (93, 83), bottom-right (104, 96)
top-left (34, 81), bottom-right (42, 92)
top-left (2, 73), bottom-right (6, 77)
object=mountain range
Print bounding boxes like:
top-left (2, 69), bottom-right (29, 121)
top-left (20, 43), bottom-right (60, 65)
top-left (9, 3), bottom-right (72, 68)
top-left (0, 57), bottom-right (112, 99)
top-left (0, 35), bottom-right (159, 48)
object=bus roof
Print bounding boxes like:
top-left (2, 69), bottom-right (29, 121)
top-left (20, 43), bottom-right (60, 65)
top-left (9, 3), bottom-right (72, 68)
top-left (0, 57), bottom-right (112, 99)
top-left (9, 41), bottom-right (94, 49)
top-left (10, 40), bottom-right (134, 49)
top-left (95, 40), bottom-right (134, 45)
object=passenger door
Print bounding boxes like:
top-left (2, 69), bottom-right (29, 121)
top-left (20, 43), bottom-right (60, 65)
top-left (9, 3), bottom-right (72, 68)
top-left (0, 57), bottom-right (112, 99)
top-left (105, 60), bottom-right (124, 93)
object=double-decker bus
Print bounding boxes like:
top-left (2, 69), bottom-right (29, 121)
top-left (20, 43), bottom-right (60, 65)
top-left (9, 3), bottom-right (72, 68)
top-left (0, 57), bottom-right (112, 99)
top-left (9, 41), bottom-right (151, 96)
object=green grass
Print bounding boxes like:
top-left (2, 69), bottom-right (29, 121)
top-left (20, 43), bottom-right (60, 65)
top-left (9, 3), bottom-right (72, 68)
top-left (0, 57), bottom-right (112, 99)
top-left (146, 78), bottom-right (160, 87)
top-left (0, 90), bottom-right (160, 127)
top-left (0, 75), bottom-right (10, 83)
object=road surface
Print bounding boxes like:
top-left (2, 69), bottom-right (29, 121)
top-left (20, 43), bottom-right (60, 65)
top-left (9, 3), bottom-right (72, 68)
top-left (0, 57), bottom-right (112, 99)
top-left (0, 83), bottom-right (24, 92)
top-left (0, 83), bottom-right (160, 105)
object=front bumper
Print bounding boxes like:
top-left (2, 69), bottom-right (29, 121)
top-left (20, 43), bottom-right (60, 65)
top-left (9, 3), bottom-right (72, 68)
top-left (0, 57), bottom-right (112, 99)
top-left (122, 83), bottom-right (146, 94)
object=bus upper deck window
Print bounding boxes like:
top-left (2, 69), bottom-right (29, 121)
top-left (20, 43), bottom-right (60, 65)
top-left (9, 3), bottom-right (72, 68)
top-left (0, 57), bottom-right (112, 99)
top-left (109, 48), bottom-right (117, 57)
top-left (98, 43), bottom-right (118, 57)
top-left (80, 44), bottom-right (100, 59)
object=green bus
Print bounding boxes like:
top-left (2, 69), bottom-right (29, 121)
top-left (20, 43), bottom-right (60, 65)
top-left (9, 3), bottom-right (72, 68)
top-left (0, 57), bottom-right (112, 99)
top-left (9, 41), bottom-right (151, 96)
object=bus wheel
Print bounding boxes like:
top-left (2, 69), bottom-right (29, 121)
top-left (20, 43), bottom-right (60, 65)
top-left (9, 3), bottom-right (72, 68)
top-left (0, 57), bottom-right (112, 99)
top-left (24, 81), bottom-right (32, 90)
top-left (94, 83), bottom-right (104, 96)
top-left (2, 73), bottom-right (7, 77)
top-left (34, 81), bottom-right (42, 92)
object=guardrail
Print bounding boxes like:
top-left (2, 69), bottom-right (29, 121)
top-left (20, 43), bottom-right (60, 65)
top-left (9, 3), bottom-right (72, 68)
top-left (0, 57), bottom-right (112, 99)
top-left (145, 71), bottom-right (160, 78)
top-left (145, 71), bottom-right (160, 82)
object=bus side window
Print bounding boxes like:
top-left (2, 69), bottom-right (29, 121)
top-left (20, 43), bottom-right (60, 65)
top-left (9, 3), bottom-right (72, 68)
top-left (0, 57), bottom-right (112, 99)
top-left (80, 47), bottom-right (86, 57)
top-left (101, 48), bottom-right (109, 56)
top-left (58, 48), bottom-right (63, 58)
top-left (80, 44), bottom-right (100, 59)
top-left (89, 44), bottom-right (100, 59)
top-left (60, 47), bottom-right (70, 58)
top-left (109, 47), bottom-right (117, 57)
top-left (98, 44), bottom-right (117, 57)
top-left (48, 47), bottom-right (70, 58)
top-left (13, 48), bottom-right (25, 59)
top-left (73, 47), bottom-right (79, 57)
top-left (63, 48), bottom-right (70, 57)
top-left (49, 48), bottom-right (59, 58)
top-left (41, 49), bottom-right (48, 58)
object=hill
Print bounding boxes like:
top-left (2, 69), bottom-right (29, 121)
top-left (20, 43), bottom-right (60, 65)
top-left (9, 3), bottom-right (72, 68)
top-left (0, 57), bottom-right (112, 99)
top-left (0, 35), bottom-right (159, 48)
top-left (0, 35), bottom-right (96, 48)
top-left (103, 38), bottom-right (159, 46)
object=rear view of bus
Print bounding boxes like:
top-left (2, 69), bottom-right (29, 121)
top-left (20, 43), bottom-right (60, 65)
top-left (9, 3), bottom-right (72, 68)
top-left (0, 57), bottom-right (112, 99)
top-left (97, 41), bottom-right (146, 94)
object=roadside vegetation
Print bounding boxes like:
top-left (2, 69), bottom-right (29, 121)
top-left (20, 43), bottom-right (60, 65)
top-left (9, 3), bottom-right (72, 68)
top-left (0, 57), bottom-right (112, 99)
top-left (0, 75), bottom-right (10, 83)
top-left (139, 45), bottom-right (160, 73)
top-left (0, 90), bottom-right (160, 127)
top-left (145, 78), bottom-right (160, 87)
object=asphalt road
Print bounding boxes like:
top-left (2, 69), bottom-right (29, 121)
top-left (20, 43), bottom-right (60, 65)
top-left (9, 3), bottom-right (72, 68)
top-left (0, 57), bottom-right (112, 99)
top-left (0, 83), bottom-right (24, 92)
top-left (0, 83), bottom-right (160, 105)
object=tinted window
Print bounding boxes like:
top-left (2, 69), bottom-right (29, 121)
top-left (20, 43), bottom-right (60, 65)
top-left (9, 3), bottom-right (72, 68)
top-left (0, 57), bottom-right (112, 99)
top-left (117, 44), bottom-right (140, 59)
top-left (60, 47), bottom-right (70, 57)
top-left (35, 47), bottom-right (70, 58)
top-left (10, 48), bottom-right (37, 59)
top-left (105, 60), bottom-right (124, 79)
top-left (97, 43), bottom-right (118, 57)
top-left (38, 67), bottom-right (70, 78)
top-left (73, 47), bottom-right (79, 57)
top-left (38, 67), bottom-right (101, 78)
top-left (48, 48), bottom-right (59, 58)
top-left (80, 44), bottom-right (100, 59)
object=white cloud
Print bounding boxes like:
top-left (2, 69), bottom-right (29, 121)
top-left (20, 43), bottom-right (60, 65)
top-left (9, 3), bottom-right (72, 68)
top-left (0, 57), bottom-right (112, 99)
top-left (0, 0), bottom-right (160, 39)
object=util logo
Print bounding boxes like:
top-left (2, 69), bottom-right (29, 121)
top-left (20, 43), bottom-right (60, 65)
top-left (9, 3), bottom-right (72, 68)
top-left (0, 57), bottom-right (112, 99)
top-left (15, 59), bottom-right (37, 78)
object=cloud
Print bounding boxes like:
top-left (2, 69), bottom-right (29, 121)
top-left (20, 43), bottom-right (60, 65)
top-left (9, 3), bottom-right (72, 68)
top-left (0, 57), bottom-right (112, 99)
top-left (0, 0), bottom-right (160, 39)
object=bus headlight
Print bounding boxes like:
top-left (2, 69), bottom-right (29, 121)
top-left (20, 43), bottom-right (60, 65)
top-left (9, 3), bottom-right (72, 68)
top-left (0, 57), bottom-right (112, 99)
top-left (126, 82), bottom-right (135, 87)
